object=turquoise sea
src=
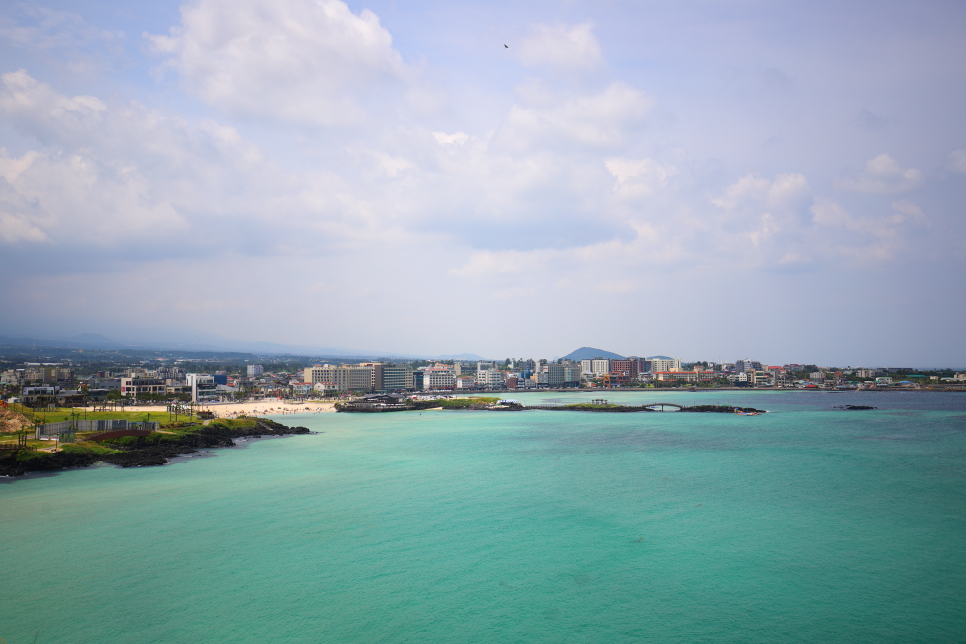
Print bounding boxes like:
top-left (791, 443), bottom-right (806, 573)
top-left (2, 390), bottom-right (965, 643)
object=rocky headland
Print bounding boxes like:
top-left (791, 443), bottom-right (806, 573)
top-left (0, 417), bottom-right (310, 478)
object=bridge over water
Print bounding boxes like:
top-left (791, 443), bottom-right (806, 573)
top-left (641, 403), bottom-right (684, 411)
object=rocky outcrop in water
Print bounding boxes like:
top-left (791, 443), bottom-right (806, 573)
top-left (680, 405), bottom-right (767, 413)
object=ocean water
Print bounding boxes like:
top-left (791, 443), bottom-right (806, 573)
top-left (2, 390), bottom-right (965, 644)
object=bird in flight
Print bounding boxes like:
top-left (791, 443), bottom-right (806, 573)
top-left (504, 44), bottom-right (508, 48)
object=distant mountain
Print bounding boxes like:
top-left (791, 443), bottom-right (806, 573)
top-left (561, 347), bottom-right (626, 361)
top-left (63, 333), bottom-right (127, 349)
top-left (0, 330), bottom-right (477, 360)
top-left (434, 353), bottom-right (486, 361)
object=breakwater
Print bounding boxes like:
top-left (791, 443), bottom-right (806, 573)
top-left (336, 401), bottom-right (767, 414)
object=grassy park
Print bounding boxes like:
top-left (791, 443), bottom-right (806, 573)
top-left (0, 403), bottom-right (201, 452)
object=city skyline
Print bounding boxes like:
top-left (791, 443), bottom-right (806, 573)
top-left (1, 0), bottom-right (964, 366)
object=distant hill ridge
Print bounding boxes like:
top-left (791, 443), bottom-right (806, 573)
top-left (561, 347), bottom-right (626, 361)
top-left (0, 332), bottom-right (483, 360)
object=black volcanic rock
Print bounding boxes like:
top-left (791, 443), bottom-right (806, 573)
top-left (0, 419), bottom-right (311, 477)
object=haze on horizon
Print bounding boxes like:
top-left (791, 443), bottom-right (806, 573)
top-left (0, 0), bottom-right (964, 366)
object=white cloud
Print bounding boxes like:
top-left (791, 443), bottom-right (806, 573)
top-left (433, 131), bottom-right (469, 146)
top-left (516, 23), bottom-right (603, 72)
top-left (810, 198), bottom-right (853, 228)
top-left (605, 157), bottom-right (677, 200)
top-left (835, 153), bottom-right (922, 194)
top-left (605, 158), bottom-right (677, 185)
top-left (0, 71), bottom-right (276, 246)
top-left (0, 5), bottom-right (122, 51)
top-left (809, 198), bottom-right (926, 260)
top-left (0, 69), bottom-right (106, 144)
top-left (712, 172), bottom-right (809, 210)
top-left (710, 173), bottom-right (922, 263)
top-left (947, 149), bottom-right (966, 174)
top-left (0, 211), bottom-right (47, 243)
top-left (146, 0), bottom-right (413, 126)
top-left (369, 151), bottom-right (414, 177)
top-left (891, 199), bottom-right (925, 221)
top-left (502, 82), bottom-right (652, 149)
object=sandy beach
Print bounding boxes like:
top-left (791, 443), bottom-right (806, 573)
top-left (86, 400), bottom-right (338, 418)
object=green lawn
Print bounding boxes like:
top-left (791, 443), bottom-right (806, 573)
top-left (435, 397), bottom-right (501, 408)
top-left (15, 407), bottom-right (192, 424)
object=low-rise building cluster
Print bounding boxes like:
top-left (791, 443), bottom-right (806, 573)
top-left (2, 355), bottom-right (963, 406)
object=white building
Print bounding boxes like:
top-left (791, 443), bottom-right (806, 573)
top-left (590, 359), bottom-right (612, 376)
top-left (538, 364), bottom-right (582, 387)
top-left (422, 367), bottom-right (456, 390)
top-left (186, 373), bottom-right (218, 402)
top-left (304, 364), bottom-right (377, 392)
top-left (0, 369), bottom-right (25, 386)
top-left (646, 357), bottom-right (682, 373)
top-left (478, 369), bottom-right (506, 388)
top-left (456, 376), bottom-right (476, 389)
top-left (247, 364), bottom-right (264, 377)
top-left (120, 377), bottom-right (166, 397)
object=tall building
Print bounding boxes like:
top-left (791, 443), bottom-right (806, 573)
top-left (185, 373), bottom-right (217, 402)
top-left (380, 365), bottom-right (415, 391)
top-left (735, 360), bottom-right (762, 373)
top-left (302, 363), bottom-right (413, 393)
top-left (422, 366), bottom-right (456, 390)
top-left (477, 369), bottom-right (506, 388)
top-left (610, 360), bottom-right (639, 377)
top-left (590, 359), bottom-right (612, 376)
top-left (247, 364), bottom-right (264, 377)
top-left (540, 363), bottom-right (582, 387)
top-left (646, 357), bottom-right (681, 373)
top-left (304, 364), bottom-right (378, 392)
top-left (120, 377), bottom-right (166, 397)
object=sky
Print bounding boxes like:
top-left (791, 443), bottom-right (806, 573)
top-left (0, 0), bottom-right (964, 365)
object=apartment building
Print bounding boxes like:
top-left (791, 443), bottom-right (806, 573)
top-left (304, 364), bottom-right (379, 392)
top-left (655, 371), bottom-right (715, 382)
top-left (0, 369), bottom-right (25, 386)
top-left (185, 374), bottom-right (218, 402)
top-left (736, 359), bottom-right (763, 373)
top-left (422, 367), bottom-right (456, 390)
top-left (120, 377), bottom-right (166, 397)
top-left (380, 364), bottom-right (415, 391)
top-left (477, 369), bottom-right (506, 388)
top-left (646, 357), bottom-right (682, 373)
top-left (590, 359), bottom-right (612, 376)
top-left (610, 360), bottom-right (640, 377)
top-left (538, 363), bottom-right (582, 387)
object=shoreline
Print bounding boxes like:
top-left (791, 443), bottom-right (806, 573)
top-left (0, 417), bottom-right (311, 479)
top-left (100, 400), bottom-right (338, 418)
